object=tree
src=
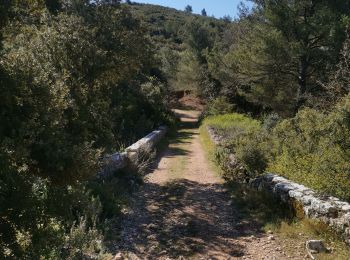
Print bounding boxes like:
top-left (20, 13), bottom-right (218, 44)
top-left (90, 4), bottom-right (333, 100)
top-left (45, 0), bottom-right (62, 13)
top-left (252, 0), bottom-right (350, 112)
top-left (186, 19), bottom-right (213, 62)
top-left (217, 0), bottom-right (350, 115)
top-left (201, 8), bottom-right (207, 16)
top-left (0, 2), bottom-right (169, 257)
top-left (222, 15), bottom-right (232, 22)
top-left (185, 5), bottom-right (192, 13)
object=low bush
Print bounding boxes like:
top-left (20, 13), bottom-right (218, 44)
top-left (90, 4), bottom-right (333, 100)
top-left (0, 2), bottom-right (173, 258)
top-left (204, 94), bottom-right (350, 201)
top-left (202, 96), bottom-right (234, 117)
top-left (203, 113), bottom-right (271, 182)
top-left (270, 97), bottom-right (350, 201)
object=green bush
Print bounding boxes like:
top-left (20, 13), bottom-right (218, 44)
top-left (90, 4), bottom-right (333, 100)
top-left (204, 95), bottom-right (350, 201)
top-left (269, 99), bottom-right (350, 201)
top-left (0, 2), bottom-right (172, 258)
top-left (204, 113), bottom-right (271, 181)
top-left (202, 97), bottom-right (234, 117)
top-left (235, 134), bottom-right (269, 176)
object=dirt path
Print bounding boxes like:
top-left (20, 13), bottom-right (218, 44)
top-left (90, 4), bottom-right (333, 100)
top-left (116, 110), bottom-right (302, 260)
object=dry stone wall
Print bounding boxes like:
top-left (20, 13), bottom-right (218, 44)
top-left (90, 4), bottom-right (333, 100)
top-left (206, 126), bottom-right (350, 245)
top-left (99, 126), bottom-right (167, 178)
top-left (250, 174), bottom-right (350, 244)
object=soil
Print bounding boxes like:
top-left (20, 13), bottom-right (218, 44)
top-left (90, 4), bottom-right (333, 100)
top-left (169, 95), bottom-right (205, 111)
top-left (115, 109), bottom-right (306, 260)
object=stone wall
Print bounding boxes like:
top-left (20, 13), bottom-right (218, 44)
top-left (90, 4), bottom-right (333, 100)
top-left (99, 126), bottom-right (167, 178)
top-left (250, 174), bottom-right (350, 244)
top-left (206, 126), bottom-right (350, 245)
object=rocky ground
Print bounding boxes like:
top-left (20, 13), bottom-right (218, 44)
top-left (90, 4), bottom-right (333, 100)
top-left (114, 109), bottom-right (312, 259)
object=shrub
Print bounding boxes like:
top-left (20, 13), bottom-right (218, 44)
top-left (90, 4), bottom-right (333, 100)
top-left (202, 96), bottom-right (234, 117)
top-left (204, 113), bottom-right (271, 181)
top-left (206, 96), bottom-right (350, 201)
top-left (269, 98), bottom-right (350, 201)
top-left (0, 2), bottom-right (172, 258)
top-left (62, 218), bottom-right (105, 260)
top-left (235, 135), bottom-right (269, 176)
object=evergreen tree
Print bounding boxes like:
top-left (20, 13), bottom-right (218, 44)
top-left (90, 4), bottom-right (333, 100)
top-left (185, 5), bottom-right (192, 13)
top-left (201, 8), bottom-right (207, 16)
top-left (257, 0), bottom-right (350, 111)
top-left (220, 0), bottom-right (350, 114)
top-left (222, 15), bottom-right (232, 22)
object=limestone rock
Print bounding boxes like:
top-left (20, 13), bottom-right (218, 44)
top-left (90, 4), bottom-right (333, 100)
top-left (306, 240), bottom-right (328, 253)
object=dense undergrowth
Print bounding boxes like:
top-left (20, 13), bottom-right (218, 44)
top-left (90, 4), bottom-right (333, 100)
top-left (0, 1), bottom-right (173, 258)
top-left (200, 115), bottom-right (350, 259)
top-left (202, 94), bottom-right (350, 202)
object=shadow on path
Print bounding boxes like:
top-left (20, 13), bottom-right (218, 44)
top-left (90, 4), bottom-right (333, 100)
top-left (120, 179), bottom-right (251, 259)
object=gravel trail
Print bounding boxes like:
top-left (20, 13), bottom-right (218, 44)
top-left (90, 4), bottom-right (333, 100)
top-left (116, 110), bottom-right (301, 260)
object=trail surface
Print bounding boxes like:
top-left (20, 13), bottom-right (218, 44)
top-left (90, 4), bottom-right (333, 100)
top-left (117, 109), bottom-right (302, 260)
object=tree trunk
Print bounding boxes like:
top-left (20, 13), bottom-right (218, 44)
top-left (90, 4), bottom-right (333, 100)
top-left (295, 55), bottom-right (308, 113)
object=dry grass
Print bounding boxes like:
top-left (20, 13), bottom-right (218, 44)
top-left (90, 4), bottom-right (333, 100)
top-left (264, 219), bottom-right (350, 260)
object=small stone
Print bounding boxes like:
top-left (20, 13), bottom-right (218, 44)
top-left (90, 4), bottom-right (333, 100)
top-left (306, 240), bottom-right (328, 253)
top-left (147, 234), bottom-right (157, 240)
top-left (114, 252), bottom-right (123, 260)
top-left (268, 235), bottom-right (275, 240)
top-left (267, 230), bottom-right (273, 234)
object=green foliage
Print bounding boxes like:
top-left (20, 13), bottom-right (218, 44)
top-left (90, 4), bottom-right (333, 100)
top-left (270, 97), bottom-right (350, 201)
top-left (203, 113), bottom-right (260, 133)
top-left (128, 3), bottom-right (229, 99)
top-left (0, 1), bottom-right (171, 258)
top-left (206, 94), bottom-right (350, 201)
top-left (184, 5), bottom-right (192, 14)
top-left (235, 133), bottom-right (269, 176)
top-left (63, 217), bottom-right (104, 260)
top-left (203, 97), bottom-right (234, 117)
top-left (206, 0), bottom-right (350, 115)
top-left (203, 113), bottom-right (270, 181)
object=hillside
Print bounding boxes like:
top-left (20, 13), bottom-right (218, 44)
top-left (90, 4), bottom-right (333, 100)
top-left (124, 2), bottom-right (233, 94)
top-left (126, 3), bottom-right (220, 50)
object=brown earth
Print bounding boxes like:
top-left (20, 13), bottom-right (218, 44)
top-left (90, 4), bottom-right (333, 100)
top-left (169, 95), bottom-right (205, 111)
top-left (115, 109), bottom-right (305, 260)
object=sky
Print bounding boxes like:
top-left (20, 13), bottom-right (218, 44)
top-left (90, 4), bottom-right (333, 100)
top-left (130, 0), bottom-right (253, 19)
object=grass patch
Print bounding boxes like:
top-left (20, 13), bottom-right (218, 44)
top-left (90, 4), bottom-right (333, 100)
top-left (199, 124), bottom-right (222, 177)
top-left (269, 219), bottom-right (350, 259)
top-left (202, 113), bottom-right (260, 137)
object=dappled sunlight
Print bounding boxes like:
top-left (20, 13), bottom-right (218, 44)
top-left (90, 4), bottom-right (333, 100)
top-left (116, 109), bottom-right (290, 259)
top-left (119, 179), bottom-right (248, 258)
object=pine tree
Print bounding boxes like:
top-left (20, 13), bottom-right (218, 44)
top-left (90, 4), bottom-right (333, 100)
top-left (185, 5), bottom-right (192, 13)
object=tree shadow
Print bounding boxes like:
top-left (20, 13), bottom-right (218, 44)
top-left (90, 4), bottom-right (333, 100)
top-left (118, 179), bottom-right (266, 258)
top-left (151, 121), bottom-right (199, 169)
top-left (179, 120), bottom-right (199, 130)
